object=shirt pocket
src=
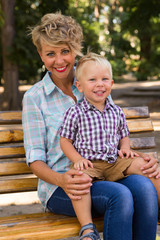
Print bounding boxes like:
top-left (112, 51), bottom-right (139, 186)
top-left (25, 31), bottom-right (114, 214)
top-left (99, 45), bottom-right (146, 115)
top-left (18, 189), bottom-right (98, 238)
top-left (44, 112), bottom-right (64, 144)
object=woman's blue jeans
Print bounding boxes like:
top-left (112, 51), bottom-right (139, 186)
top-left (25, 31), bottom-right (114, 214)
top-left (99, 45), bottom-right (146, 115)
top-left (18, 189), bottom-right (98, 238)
top-left (47, 175), bottom-right (158, 240)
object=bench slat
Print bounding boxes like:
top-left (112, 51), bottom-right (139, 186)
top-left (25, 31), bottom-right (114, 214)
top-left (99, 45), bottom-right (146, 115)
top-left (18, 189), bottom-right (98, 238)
top-left (0, 213), bottom-right (103, 240)
top-left (122, 106), bottom-right (149, 118)
top-left (0, 129), bottom-right (23, 143)
top-left (0, 160), bottom-right (31, 176)
top-left (0, 144), bottom-right (25, 158)
top-left (0, 119), bottom-right (154, 146)
top-left (0, 111), bottom-right (22, 124)
top-left (127, 119), bottom-right (154, 132)
top-left (130, 137), bottom-right (156, 149)
top-left (0, 174), bottom-right (38, 193)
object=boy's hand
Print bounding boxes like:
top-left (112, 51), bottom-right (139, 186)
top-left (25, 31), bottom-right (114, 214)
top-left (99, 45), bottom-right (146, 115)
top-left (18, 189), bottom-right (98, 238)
top-left (74, 158), bottom-right (93, 171)
top-left (118, 148), bottom-right (139, 159)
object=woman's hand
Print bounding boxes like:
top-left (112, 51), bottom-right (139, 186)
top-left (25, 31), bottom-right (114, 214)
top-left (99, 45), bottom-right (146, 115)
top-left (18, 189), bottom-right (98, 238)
top-left (59, 169), bottom-right (92, 200)
top-left (137, 152), bottom-right (160, 178)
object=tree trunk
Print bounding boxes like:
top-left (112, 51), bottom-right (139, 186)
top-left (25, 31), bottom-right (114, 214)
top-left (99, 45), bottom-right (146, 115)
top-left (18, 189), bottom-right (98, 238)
top-left (137, 32), bottom-right (151, 81)
top-left (1, 0), bottom-right (20, 110)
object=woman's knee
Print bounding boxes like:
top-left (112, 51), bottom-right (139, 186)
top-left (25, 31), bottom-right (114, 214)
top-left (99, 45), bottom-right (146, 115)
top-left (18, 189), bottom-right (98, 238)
top-left (91, 181), bottom-right (134, 217)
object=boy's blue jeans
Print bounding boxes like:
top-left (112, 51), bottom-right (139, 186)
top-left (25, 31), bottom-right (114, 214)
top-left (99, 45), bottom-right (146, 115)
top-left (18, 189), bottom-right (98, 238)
top-left (47, 175), bottom-right (158, 240)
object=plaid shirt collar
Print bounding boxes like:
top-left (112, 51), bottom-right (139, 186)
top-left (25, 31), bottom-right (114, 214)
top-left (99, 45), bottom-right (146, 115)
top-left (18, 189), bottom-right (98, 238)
top-left (81, 96), bottom-right (113, 113)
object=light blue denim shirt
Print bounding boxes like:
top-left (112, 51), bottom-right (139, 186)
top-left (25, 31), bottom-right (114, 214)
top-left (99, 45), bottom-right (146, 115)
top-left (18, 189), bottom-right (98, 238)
top-left (22, 71), bottom-right (113, 208)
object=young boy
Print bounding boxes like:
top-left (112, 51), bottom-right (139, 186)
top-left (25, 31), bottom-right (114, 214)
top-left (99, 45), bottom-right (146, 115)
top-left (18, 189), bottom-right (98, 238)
top-left (60, 52), bottom-right (160, 239)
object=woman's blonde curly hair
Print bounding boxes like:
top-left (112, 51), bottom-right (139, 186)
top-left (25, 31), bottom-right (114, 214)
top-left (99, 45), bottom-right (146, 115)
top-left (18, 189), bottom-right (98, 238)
top-left (30, 12), bottom-right (83, 56)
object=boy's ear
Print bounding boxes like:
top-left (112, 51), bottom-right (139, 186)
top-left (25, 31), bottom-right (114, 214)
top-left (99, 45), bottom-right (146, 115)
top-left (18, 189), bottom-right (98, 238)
top-left (75, 80), bottom-right (83, 92)
top-left (111, 79), bottom-right (114, 86)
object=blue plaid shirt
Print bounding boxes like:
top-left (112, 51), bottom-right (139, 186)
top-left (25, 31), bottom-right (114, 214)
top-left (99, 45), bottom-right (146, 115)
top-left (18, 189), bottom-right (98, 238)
top-left (22, 71), bottom-right (113, 208)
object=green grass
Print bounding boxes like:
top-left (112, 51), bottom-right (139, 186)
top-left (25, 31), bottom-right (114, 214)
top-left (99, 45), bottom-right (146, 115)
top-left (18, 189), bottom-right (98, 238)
top-left (156, 235), bottom-right (160, 240)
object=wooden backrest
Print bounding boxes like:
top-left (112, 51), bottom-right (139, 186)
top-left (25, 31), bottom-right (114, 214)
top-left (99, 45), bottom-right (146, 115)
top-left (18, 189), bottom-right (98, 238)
top-left (0, 107), bottom-right (157, 194)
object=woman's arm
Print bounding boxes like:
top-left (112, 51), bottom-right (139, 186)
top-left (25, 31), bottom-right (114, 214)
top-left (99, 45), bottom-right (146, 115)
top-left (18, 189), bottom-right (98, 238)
top-left (30, 160), bottom-right (92, 200)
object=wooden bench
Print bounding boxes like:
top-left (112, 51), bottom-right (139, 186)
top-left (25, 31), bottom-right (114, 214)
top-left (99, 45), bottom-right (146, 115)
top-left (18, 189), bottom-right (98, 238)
top-left (0, 107), bottom-right (158, 239)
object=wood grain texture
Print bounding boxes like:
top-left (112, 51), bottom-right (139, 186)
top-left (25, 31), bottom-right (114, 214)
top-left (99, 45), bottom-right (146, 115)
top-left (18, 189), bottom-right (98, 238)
top-left (0, 213), bottom-right (103, 239)
top-left (122, 106), bottom-right (149, 118)
top-left (0, 160), bottom-right (31, 176)
top-left (127, 119), bottom-right (154, 132)
top-left (0, 144), bottom-right (25, 158)
top-left (0, 111), bottom-right (22, 124)
top-left (0, 174), bottom-right (38, 193)
top-left (0, 129), bottom-right (23, 143)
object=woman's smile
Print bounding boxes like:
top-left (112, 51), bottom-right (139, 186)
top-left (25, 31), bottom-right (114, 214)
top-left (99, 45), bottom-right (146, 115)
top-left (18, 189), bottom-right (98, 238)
top-left (54, 66), bottom-right (67, 73)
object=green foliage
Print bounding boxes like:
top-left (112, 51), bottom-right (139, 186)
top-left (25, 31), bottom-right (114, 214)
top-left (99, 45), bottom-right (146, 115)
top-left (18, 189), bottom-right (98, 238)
top-left (120, 0), bottom-right (160, 80)
top-left (0, 0), bottom-right (160, 83)
top-left (1, 0), bottom-right (69, 83)
top-left (67, 0), bottom-right (101, 54)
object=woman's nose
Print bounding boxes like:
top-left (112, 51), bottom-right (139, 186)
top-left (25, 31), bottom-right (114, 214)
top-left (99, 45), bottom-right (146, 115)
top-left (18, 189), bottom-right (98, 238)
top-left (55, 55), bottom-right (64, 65)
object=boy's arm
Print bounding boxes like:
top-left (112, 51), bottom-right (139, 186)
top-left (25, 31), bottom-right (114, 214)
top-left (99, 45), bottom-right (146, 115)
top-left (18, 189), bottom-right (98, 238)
top-left (118, 136), bottom-right (139, 158)
top-left (60, 137), bottom-right (93, 170)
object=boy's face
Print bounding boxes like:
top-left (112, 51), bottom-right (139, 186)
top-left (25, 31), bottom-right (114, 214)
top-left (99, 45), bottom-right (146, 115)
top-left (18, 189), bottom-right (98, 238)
top-left (75, 61), bottom-right (113, 108)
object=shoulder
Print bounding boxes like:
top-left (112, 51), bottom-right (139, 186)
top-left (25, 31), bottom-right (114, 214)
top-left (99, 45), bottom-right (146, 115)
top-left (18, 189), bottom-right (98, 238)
top-left (23, 80), bottom-right (44, 102)
top-left (110, 103), bottom-right (124, 115)
top-left (65, 103), bottom-right (81, 115)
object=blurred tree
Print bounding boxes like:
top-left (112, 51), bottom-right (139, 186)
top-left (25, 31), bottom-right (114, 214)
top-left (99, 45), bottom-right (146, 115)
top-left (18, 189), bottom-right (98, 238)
top-left (11, 0), bottom-right (69, 83)
top-left (0, 0), bottom-right (69, 110)
top-left (1, 0), bottom-right (160, 110)
top-left (121, 0), bottom-right (160, 80)
top-left (1, 0), bottom-right (20, 110)
top-left (67, 0), bottom-right (102, 55)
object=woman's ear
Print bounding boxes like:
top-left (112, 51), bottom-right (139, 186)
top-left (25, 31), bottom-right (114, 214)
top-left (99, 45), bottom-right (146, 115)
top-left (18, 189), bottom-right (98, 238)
top-left (75, 80), bottom-right (83, 93)
top-left (38, 51), bottom-right (44, 62)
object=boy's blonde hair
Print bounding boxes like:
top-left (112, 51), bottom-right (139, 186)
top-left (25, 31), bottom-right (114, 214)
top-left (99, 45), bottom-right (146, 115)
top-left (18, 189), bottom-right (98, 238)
top-left (30, 12), bottom-right (83, 55)
top-left (75, 52), bottom-right (113, 81)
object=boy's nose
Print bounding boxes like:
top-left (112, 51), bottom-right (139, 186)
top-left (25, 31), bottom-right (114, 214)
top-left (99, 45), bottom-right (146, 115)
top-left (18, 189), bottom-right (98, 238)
top-left (96, 80), bottom-right (104, 86)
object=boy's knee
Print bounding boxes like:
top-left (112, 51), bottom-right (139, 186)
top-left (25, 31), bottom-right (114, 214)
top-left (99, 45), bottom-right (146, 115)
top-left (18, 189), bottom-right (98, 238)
top-left (124, 157), bottom-right (145, 176)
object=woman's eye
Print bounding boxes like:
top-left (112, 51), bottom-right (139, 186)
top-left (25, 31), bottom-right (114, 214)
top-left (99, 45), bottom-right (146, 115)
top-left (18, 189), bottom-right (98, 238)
top-left (62, 49), bottom-right (70, 54)
top-left (47, 52), bottom-right (55, 57)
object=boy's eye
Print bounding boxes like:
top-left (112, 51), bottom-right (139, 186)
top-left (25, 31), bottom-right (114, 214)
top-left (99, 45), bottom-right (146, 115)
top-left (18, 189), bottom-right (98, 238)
top-left (89, 78), bottom-right (95, 82)
top-left (102, 78), bottom-right (109, 81)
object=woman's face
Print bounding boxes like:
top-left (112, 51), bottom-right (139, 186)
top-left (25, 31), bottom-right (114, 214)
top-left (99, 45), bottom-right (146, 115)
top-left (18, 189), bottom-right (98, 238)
top-left (39, 42), bottom-right (76, 82)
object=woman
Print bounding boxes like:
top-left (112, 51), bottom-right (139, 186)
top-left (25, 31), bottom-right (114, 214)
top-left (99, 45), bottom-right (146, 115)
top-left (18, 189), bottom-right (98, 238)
top-left (22, 12), bottom-right (158, 240)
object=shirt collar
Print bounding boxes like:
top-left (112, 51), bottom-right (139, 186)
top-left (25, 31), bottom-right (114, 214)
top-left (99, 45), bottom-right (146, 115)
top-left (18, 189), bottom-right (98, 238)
top-left (42, 71), bottom-right (77, 96)
top-left (42, 72), bottom-right (56, 95)
top-left (81, 96), bottom-right (113, 112)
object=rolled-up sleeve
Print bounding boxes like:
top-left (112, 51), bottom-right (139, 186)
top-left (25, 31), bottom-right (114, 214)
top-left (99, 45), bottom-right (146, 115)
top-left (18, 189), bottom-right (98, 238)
top-left (22, 92), bottom-right (47, 166)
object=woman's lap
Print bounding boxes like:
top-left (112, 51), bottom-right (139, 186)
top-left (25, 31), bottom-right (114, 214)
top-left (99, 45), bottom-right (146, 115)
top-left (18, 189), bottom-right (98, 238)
top-left (47, 175), bottom-right (158, 240)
